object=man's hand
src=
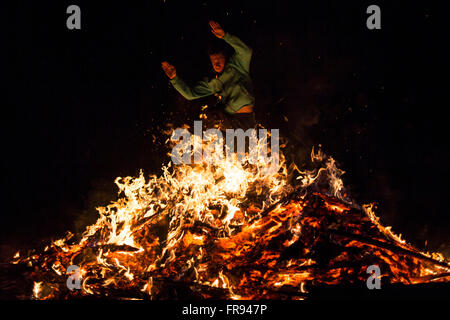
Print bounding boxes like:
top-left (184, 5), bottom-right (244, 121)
top-left (209, 20), bottom-right (225, 39)
top-left (161, 61), bottom-right (177, 79)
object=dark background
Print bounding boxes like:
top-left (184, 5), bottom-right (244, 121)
top-left (3, 1), bottom-right (449, 259)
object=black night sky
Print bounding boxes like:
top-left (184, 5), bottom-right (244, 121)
top-left (3, 1), bottom-right (450, 261)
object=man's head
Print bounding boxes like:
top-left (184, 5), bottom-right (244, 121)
top-left (209, 52), bottom-right (226, 73)
top-left (207, 41), bottom-right (228, 74)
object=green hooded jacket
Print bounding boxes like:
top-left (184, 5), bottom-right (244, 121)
top-left (169, 33), bottom-right (254, 114)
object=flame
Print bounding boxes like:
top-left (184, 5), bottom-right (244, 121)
top-left (33, 282), bottom-right (43, 299)
top-left (12, 128), bottom-right (450, 299)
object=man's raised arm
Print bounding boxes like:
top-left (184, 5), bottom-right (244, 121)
top-left (170, 76), bottom-right (221, 100)
top-left (209, 21), bottom-right (252, 72)
top-left (161, 61), bottom-right (221, 100)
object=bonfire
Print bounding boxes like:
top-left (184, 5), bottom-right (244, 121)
top-left (6, 128), bottom-right (450, 300)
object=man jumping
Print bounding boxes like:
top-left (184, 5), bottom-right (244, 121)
top-left (161, 21), bottom-right (256, 130)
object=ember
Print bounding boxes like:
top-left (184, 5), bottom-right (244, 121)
top-left (7, 136), bottom-right (450, 300)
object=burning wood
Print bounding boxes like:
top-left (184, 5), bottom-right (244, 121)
top-left (5, 138), bottom-right (450, 300)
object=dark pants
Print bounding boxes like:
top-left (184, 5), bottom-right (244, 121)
top-left (202, 109), bottom-right (257, 155)
top-left (202, 108), bottom-right (256, 131)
